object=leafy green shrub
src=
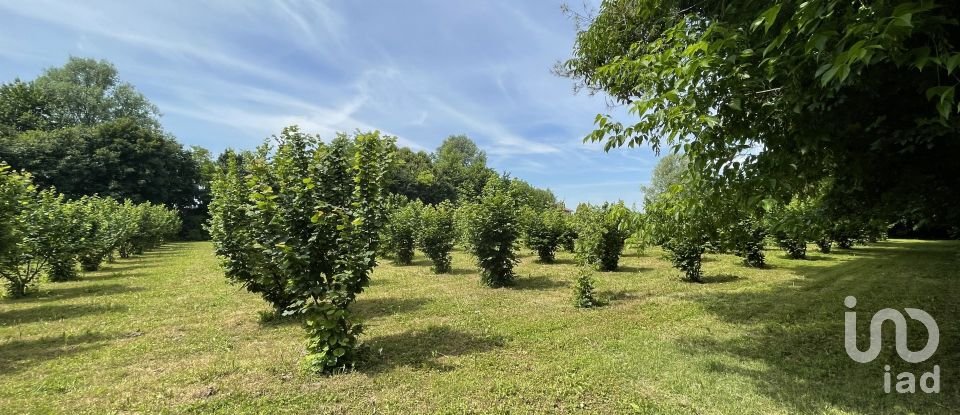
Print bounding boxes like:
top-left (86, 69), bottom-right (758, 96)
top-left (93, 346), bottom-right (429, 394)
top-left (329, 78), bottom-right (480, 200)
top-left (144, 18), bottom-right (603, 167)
top-left (766, 198), bottom-right (816, 260)
top-left (573, 202), bottom-right (631, 271)
top-left (573, 269), bottom-right (599, 308)
top-left (815, 238), bottom-right (832, 254)
top-left (663, 238), bottom-right (706, 282)
top-left (0, 165), bottom-right (41, 297)
top-left (727, 218), bottom-right (765, 268)
top-left (125, 202), bottom-right (181, 256)
top-left (209, 152), bottom-right (298, 314)
top-left (418, 201), bottom-right (456, 273)
top-left (210, 127), bottom-right (394, 373)
top-left (383, 198), bottom-right (422, 265)
top-left (559, 223), bottom-right (577, 253)
top-left (76, 197), bottom-right (139, 271)
top-left (38, 191), bottom-right (90, 282)
top-left (644, 187), bottom-right (719, 283)
top-left (459, 177), bottom-right (521, 287)
top-left (520, 206), bottom-right (571, 263)
top-left (623, 212), bottom-right (649, 257)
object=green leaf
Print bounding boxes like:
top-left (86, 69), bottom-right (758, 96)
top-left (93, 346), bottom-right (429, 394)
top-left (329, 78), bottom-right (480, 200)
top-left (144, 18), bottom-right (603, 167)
top-left (751, 4), bottom-right (782, 33)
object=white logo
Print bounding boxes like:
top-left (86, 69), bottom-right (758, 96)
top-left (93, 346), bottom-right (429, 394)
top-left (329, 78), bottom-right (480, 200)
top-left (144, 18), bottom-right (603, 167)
top-left (844, 296), bottom-right (941, 394)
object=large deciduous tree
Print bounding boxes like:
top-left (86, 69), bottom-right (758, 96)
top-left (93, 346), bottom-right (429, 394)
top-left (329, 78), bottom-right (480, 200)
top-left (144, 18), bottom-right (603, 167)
top-left (561, 0), bottom-right (960, 233)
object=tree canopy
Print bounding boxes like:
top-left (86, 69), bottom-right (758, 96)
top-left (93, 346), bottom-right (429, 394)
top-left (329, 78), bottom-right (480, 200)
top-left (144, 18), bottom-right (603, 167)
top-left (561, 0), bottom-right (960, 233)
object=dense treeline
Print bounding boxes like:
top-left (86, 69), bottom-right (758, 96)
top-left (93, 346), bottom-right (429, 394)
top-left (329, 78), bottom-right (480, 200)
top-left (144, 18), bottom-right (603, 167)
top-left (0, 163), bottom-right (180, 297)
top-left (0, 57), bottom-right (207, 238)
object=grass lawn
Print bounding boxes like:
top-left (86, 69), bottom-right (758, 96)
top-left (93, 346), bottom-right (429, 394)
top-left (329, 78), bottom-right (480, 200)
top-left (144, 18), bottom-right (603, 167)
top-left (1, 240), bottom-right (958, 414)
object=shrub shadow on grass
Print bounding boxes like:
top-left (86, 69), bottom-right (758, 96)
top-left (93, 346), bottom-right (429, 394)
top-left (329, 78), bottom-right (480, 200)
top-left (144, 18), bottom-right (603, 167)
top-left (352, 297), bottom-right (429, 320)
top-left (363, 326), bottom-right (506, 373)
top-left (448, 267), bottom-right (476, 276)
top-left (409, 258), bottom-right (432, 267)
top-left (679, 239), bottom-right (959, 414)
top-left (611, 265), bottom-right (652, 274)
top-left (13, 284), bottom-right (144, 303)
top-left (257, 311), bottom-right (303, 327)
top-left (0, 332), bottom-right (115, 374)
top-left (511, 275), bottom-right (567, 290)
top-left (82, 271), bottom-right (148, 282)
top-left (699, 274), bottom-right (744, 284)
top-left (0, 303), bottom-right (127, 326)
top-left (598, 289), bottom-right (642, 304)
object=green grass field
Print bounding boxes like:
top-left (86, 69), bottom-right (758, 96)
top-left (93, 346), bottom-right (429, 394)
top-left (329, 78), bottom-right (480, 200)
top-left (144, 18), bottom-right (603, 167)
top-left (1, 240), bottom-right (958, 414)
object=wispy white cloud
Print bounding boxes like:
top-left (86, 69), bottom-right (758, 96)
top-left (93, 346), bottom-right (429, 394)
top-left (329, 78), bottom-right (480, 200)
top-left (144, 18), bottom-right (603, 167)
top-left (0, 0), bottom-right (655, 207)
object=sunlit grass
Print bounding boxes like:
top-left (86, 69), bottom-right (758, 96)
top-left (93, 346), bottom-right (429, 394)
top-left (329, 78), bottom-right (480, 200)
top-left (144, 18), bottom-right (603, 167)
top-left (1, 240), bottom-right (957, 413)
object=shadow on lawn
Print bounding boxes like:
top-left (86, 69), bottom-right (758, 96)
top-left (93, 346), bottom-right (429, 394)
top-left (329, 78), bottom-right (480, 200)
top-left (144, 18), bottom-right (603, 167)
top-left (21, 283), bottom-right (145, 303)
top-left (611, 265), bottom-right (652, 274)
top-left (364, 325), bottom-right (506, 373)
top-left (679, 241), bottom-right (960, 413)
top-left (353, 297), bottom-right (429, 319)
top-left (0, 332), bottom-right (115, 374)
top-left (0, 303), bottom-right (127, 325)
top-left (512, 275), bottom-right (567, 290)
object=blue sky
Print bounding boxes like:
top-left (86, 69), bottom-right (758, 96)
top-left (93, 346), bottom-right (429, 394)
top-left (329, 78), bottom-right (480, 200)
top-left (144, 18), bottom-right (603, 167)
top-left (0, 0), bottom-right (659, 207)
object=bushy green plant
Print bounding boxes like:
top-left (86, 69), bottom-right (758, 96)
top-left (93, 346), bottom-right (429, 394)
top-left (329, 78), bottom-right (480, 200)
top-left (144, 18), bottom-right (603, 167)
top-left (124, 202), bottom-right (180, 256)
top-left (726, 217), bottom-right (766, 268)
top-left (663, 238), bottom-right (706, 282)
top-left (76, 197), bottom-right (139, 271)
top-left (418, 201), bottom-right (456, 273)
top-left (572, 269), bottom-right (599, 308)
top-left (459, 177), bottom-right (521, 287)
top-left (209, 152), bottom-right (298, 314)
top-left (644, 184), bottom-right (721, 283)
top-left (0, 165), bottom-right (39, 297)
top-left (383, 198), bottom-right (422, 265)
top-left (573, 202), bottom-right (631, 271)
top-left (623, 211), bottom-right (648, 256)
top-left (559, 223), bottom-right (577, 253)
top-left (210, 127), bottom-right (394, 373)
top-left (37, 191), bottom-right (90, 282)
top-left (815, 238), bottom-right (832, 254)
top-left (520, 206), bottom-right (571, 263)
top-left (766, 198), bottom-right (817, 260)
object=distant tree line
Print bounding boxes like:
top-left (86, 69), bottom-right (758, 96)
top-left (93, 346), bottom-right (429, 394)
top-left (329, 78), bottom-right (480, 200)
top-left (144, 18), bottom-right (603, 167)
top-left (0, 57), bottom-right (559, 241)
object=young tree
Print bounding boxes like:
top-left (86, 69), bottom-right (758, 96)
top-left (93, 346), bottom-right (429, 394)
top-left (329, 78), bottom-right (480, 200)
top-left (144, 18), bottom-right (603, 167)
top-left (459, 177), bottom-right (521, 287)
top-left (520, 206), bottom-right (571, 263)
top-left (76, 197), bottom-right (138, 271)
top-left (383, 198), bottom-right (422, 265)
top-left (766, 198), bottom-right (817, 260)
top-left (573, 202), bottom-right (631, 271)
top-left (572, 269), bottom-right (599, 308)
top-left (209, 152), bottom-right (297, 314)
top-left (725, 217), bottom-right (767, 268)
top-left (418, 201), bottom-right (457, 273)
top-left (210, 126), bottom-right (394, 373)
top-left (0, 165), bottom-right (37, 297)
top-left (38, 190), bottom-right (90, 282)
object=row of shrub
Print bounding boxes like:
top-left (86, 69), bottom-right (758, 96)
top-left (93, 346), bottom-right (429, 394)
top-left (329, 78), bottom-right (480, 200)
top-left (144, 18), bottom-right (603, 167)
top-left (0, 163), bottom-right (181, 297)
top-left (207, 128), bottom-right (889, 373)
top-left (645, 183), bottom-right (889, 283)
top-left (208, 127), bottom-right (645, 371)
top-left (380, 181), bottom-right (642, 282)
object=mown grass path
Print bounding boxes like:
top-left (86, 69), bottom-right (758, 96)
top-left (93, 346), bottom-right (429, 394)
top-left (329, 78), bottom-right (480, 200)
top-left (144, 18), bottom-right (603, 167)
top-left (1, 240), bottom-right (958, 414)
